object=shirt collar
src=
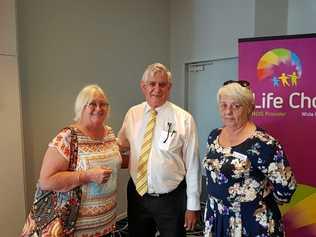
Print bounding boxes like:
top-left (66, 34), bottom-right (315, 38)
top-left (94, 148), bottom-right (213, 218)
top-left (144, 101), bottom-right (169, 114)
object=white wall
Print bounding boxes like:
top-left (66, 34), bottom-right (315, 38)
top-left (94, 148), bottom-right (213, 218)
top-left (17, 0), bottom-right (169, 218)
top-left (288, 0), bottom-right (316, 34)
top-left (0, 0), bottom-right (26, 236)
top-left (170, 0), bottom-right (256, 106)
top-left (169, 0), bottom-right (292, 107)
top-left (0, 0), bottom-right (16, 55)
top-left (255, 0), bottom-right (288, 37)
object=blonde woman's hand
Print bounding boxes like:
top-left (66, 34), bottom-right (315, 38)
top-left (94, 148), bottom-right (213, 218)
top-left (86, 167), bottom-right (112, 184)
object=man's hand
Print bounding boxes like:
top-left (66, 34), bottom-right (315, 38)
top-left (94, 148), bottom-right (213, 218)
top-left (184, 210), bottom-right (199, 231)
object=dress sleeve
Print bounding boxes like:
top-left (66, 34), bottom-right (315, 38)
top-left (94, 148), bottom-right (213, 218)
top-left (257, 134), bottom-right (297, 203)
top-left (48, 128), bottom-right (72, 161)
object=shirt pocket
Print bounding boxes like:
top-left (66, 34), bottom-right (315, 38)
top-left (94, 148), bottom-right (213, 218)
top-left (158, 130), bottom-right (179, 151)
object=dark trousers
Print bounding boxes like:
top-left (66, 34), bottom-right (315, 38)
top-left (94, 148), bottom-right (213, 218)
top-left (127, 178), bottom-right (187, 237)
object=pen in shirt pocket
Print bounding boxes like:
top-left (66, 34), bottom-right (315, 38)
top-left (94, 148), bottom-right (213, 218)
top-left (163, 122), bottom-right (176, 143)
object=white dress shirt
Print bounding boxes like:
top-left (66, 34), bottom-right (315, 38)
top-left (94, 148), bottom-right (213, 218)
top-left (118, 101), bottom-right (201, 210)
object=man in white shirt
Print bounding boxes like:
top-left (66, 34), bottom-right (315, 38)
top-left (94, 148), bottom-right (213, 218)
top-left (118, 63), bottom-right (201, 237)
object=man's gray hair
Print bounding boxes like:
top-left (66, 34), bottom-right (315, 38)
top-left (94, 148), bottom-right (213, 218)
top-left (141, 63), bottom-right (172, 83)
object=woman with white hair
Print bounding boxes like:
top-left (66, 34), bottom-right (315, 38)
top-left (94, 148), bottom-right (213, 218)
top-left (203, 80), bottom-right (296, 237)
top-left (22, 84), bottom-right (122, 237)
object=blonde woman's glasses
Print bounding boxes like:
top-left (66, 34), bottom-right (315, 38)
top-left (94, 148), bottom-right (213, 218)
top-left (87, 101), bottom-right (109, 110)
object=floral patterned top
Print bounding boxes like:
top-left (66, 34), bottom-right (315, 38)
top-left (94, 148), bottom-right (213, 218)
top-left (203, 127), bottom-right (296, 237)
top-left (49, 126), bottom-right (122, 237)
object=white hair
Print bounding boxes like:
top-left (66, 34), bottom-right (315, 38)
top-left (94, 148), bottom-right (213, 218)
top-left (217, 82), bottom-right (255, 118)
top-left (74, 84), bottom-right (107, 122)
top-left (141, 63), bottom-right (172, 83)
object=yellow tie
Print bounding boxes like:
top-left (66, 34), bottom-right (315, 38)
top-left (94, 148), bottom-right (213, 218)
top-left (136, 109), bottom-right (157, 196)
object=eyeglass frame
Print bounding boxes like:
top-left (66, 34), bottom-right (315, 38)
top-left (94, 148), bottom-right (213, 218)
top-left (223, 80), bottom-right (250, 88)
top-left (86, 101), bottom-right (109, 110)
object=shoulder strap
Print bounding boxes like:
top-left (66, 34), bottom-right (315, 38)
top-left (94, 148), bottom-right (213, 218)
top-left (67, 127), bottom-right (78, 171)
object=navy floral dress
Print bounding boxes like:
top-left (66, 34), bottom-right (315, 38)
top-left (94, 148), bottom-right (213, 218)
top-left (203, 127), bottom-right (296, 237)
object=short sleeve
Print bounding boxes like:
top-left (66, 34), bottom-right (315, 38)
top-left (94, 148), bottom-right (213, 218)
top-left (48, 128), bottom-right (72, 161)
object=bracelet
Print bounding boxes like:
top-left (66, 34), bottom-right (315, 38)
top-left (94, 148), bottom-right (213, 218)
top-left (72, 171), bottom-right (80, 187)
top-left (77, 172), bottom-right (81, 185)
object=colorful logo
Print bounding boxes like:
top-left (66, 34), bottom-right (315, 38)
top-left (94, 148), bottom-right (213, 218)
top-left (257, 48), bottom-right (302, 88)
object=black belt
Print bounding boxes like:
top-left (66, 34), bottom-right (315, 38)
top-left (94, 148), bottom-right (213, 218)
top-left (146, 193), bottom-right (164, 197)
top-left (144, 179), bottom-right (186, 198)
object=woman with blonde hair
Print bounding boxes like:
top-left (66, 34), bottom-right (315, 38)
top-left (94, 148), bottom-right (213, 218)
top-left (22, 84), bottom-right (122, 237)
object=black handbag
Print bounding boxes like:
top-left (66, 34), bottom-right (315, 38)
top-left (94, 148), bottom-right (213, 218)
top-left (21, 127), bottom-right (82, 237)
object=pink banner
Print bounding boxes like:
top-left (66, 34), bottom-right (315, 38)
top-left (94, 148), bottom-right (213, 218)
top-left (239, 34), bottom-right (316, 236)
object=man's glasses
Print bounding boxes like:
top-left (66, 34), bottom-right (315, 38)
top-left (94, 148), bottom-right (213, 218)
top-left (223, 80), bottom-right (250, 88)
top-left (87, 101), bottom-right (109, 110)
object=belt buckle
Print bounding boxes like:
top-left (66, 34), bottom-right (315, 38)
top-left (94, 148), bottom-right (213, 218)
top-left (148, 193), bottom-right (160, 197)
